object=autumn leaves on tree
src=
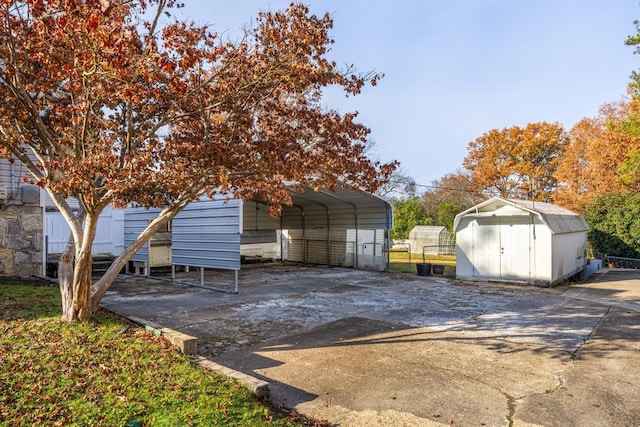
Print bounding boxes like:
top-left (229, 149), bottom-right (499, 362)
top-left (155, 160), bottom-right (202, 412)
top-left (463, 122), bottom-right (568, 202)
top-left (0, 0), bottom-right (395, 321)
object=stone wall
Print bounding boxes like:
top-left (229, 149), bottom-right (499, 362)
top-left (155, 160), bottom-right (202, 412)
top-left (0, 204), bottom-right (42, 278)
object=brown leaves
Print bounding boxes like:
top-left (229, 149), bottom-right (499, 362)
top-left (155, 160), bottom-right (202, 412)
top-left (553, 101), bottom-right (640, 212)
top-left (0, 0), bottom-right (394, 216)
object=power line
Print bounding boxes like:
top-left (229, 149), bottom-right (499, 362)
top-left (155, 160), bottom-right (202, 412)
top-left (384, 178), bottom-right (486, 195)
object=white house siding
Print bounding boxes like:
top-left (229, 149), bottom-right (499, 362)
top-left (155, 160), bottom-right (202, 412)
top-left (46, 206), bottom-right (124, 255)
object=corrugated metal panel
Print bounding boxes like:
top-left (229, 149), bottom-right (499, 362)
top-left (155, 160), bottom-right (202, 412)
top-left (242, 201), bottom-right (281, 230)
top-left (280, 208), bottom-right (303, 229)
top-left (283, 229), bottom-right (304, 262)
top-left (171, 197), bottom-right (241, 270)
top-left (124, 207), bottom-right (160, 262)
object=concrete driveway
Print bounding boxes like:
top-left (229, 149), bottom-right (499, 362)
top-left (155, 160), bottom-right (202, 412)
top-left (101, 265), bottom-right (640, 426)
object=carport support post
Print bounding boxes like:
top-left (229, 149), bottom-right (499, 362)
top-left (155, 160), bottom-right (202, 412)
top-left (233, 270), bottom-right (238, 294)
top-left (200, 267), bottom-right (204, 286)
top-left (355, 210), bottom-right (359, 268)
top-left (327, 209), bottom-right (331, 266)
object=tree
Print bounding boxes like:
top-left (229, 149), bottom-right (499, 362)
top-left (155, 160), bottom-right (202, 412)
top-left (436, 202), bottom-right (460, 233)
top-left (389, 197), bottom-right (430, 240)
top-left (616, 20), bottom-right (640, 189)
top-left (420, 170), bottom-right (484, 224)
top-left (0, 1), bottom-right (396, 321)
top-left (583, 191), bottom-right (640, 258)
top-left (375, 168), bottom-right (416, 200)
top-left (554, 102), bottom-right (640, 212)
top-left (463, 122), bottom-right (568, 201)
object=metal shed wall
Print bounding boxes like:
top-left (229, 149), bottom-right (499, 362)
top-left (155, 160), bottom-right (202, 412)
top-left (455, 197), bottom-right (587, 286)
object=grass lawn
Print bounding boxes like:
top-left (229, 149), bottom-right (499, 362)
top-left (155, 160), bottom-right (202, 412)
top-left (388, 250), bottom-right (456, 274)
top-left (0, 283), bottom-right (315, 427)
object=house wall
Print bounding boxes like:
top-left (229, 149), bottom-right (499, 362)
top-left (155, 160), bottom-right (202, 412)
top-left (0, 204), bottom-right (43, 278)
top-left (46, 206), bottom-right (125, 255)
top-left (0, 159), bottom-right (43, 277)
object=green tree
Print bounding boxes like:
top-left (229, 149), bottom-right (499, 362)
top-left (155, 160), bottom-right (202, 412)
top-left (583, 191), bottom-right (640, 258)
top-left (390, 197), bottom-right (431, 240)
top-left (437, 201), bottom-right (462, 233)
top-left (618, 17), bottom-right (640, 188)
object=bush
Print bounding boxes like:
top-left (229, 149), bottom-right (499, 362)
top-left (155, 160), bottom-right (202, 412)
top-left (584, 191), bottom-right (640, 258)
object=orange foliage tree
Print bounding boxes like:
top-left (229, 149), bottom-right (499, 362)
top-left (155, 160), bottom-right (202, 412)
top-left (420, 171), bottom-right (484, 223)
top-left (554, 101), bottom-right (640, 212)
top-left (0, 0), bottom-right (395, 321)
top-left (463, 122), bottom-right (568, 201)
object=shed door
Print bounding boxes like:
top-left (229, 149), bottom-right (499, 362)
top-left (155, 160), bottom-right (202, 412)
top-left (473, 216), bottom-right (530, 280)
top-left (500, 217), bottom-right (530, 280)
top-left (472, 219), bottom-right (501, 277)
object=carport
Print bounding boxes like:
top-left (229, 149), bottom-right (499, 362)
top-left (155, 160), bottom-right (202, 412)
top-left (125, 185), bottom-right (392, 291)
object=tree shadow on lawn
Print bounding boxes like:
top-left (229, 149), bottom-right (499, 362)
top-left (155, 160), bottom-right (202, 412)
top-left (0, 282), bottom-right (62, 321)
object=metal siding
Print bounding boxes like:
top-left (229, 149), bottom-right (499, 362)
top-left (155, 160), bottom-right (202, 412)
top-left (124, 207), bottom-right (159, 262)
top-left (172, 198), bottom-right (241, 270)
top-left (242, 201), bottom-right (281, 230)
top-left (455, 217), bottom-right (475, 279)
top-left (280, 208), bottom-right (303, 229)
top-left (357, 208), bottom-right (390, 229)
top-left (551, 231), bottom-right (588, 283)
top-left (283, 229), bottom-right (305, 262)
top-left (531, 224), bottom-right (552, 284)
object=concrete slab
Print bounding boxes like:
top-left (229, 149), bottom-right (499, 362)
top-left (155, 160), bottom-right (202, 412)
top-left (101, 264), bottom-right (640, 426)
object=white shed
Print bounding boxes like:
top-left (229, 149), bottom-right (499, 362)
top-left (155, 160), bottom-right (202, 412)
top-left (454, 197), bottom-right (588, 287)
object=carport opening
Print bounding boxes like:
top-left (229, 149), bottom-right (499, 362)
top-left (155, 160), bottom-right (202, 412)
top-left (124, 185), bottom-right (393, 293)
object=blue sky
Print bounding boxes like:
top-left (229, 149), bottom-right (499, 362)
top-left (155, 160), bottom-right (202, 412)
top-left (180, 1), bottom-right (639, 188)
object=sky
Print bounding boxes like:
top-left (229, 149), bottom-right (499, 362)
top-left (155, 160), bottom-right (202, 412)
top-left (178, 1), bottom-right (639, 189)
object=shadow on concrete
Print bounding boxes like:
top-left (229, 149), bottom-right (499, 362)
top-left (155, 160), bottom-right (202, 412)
top-left (102, 265), bottom-right (640, 426)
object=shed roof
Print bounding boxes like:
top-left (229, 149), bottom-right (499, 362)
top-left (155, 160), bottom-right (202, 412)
top-left (454, 197), bottom-right (589, 234)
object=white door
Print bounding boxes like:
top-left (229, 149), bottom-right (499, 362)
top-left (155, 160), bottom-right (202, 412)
top-left (473, 217), bottom-right (530, 280)
top-left (473, 219), bottom-right (501, 277)
top-left (500, 217), bottom-right (530, 280)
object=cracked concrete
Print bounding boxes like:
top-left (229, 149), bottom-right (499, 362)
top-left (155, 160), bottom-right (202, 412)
top-left (101, 265), bottom-right (640, 426)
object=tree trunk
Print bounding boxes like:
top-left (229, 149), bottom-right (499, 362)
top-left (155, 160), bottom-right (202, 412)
top-left (90, 206), bottom-right (183, 312)
top-left (59, 250), bottom-right (76, 322)
top-left (60, 201), bottom-right (186, 321)
top-left (59, 212), bottom-right (97, 322)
